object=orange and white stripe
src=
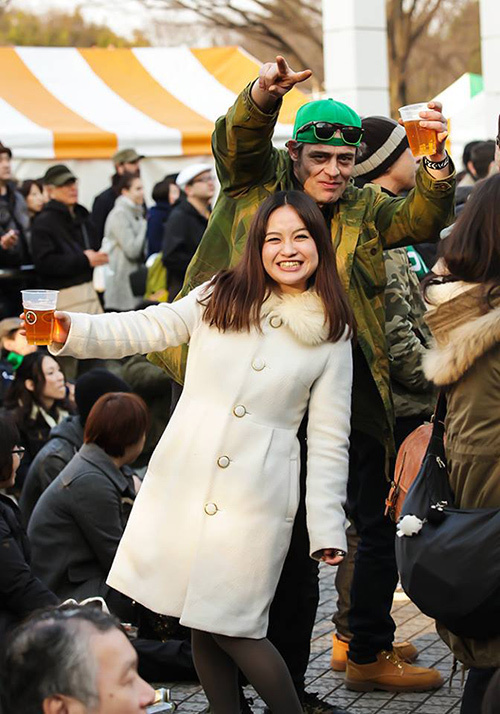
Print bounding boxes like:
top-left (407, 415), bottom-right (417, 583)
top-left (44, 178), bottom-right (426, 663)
top-left (0, 46), bottom-right (307, 159)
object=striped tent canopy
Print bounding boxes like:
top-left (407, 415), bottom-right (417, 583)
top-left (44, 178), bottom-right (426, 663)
top-left (0, 46), bottom-right (308, 159)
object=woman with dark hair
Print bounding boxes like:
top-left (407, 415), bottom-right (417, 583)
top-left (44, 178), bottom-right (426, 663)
top-left (2, 351), bottom-right (71, 490)
top-left (33, 190), bottom-right (354, 713)
top-left (28, 392), bottom-right (148, 617)
top-left (19, 179), bottom-right (45, 222)
top-left (146, 175), bottom-right (181, 257)
top-left (102, 173), bottom-right (147, 311)
top-left (0, 413), bottom-right (58, 651)
top-left (423, 173), bottom-right (500, 714)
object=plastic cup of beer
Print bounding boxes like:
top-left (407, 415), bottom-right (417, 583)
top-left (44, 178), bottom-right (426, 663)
top-left (21, 290), bottom-right (59, 345)
top-left (399, 103), bottom-right (438, 157)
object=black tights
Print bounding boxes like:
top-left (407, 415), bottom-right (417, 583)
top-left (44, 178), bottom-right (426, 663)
top-left (191, 629), bottom-right (303, 714)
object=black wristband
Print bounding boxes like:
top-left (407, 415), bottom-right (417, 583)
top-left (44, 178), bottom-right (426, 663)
top-left (423, 153), bottom-right (450, 171)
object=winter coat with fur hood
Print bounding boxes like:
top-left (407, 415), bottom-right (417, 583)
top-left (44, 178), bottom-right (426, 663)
top-left (424, 280), bottom-right (500, 668)
top-left (49, 284), bottom-right (353, 638)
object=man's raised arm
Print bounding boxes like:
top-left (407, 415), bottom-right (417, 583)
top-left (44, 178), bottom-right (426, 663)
top-left (213, 56), bottom-right (311, 198)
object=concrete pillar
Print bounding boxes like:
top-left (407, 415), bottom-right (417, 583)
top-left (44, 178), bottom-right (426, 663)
top-left (479, 0), bottom-right (500, 135)
top-left (322, 0), bottom-right (390, 115)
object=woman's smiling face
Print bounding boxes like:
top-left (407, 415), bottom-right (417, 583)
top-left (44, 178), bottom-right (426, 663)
top-left (261, 205), bottom-right (319, 294)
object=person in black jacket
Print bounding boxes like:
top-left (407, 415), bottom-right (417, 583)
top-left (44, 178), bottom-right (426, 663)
top-left (0, 413), bottom-right (58, 653)
top-left (32, 165), bottom-right (109, 378)
top-left (0, 143), bottom-right (32, 320)
top-left (162, 163), bottom-right (215, 301)
top-left (145, 175), bottom-right (180, 257)
top-left (91, 148), bottom-right (143, 246)
top-left (32, 164), bottom-right (108, 307)
top-left (19, 368), bottom-right (131, 525)
top-left (2, 351), bottom-right (73, 495)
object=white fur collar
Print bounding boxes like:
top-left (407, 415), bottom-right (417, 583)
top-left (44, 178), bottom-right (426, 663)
top-left (424, 282), bottom-right (500, 385)
top-left (262, 290), bottom-right (329, 345)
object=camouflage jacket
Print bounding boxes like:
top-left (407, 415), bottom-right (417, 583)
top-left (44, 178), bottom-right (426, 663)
top-left (150, 82), bottom-right (455, 450)
top-left (384, 248), bottom-right (435, 419)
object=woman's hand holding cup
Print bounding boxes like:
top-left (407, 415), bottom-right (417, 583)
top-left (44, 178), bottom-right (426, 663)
top-left (19, 310), bottom-right (71, 345)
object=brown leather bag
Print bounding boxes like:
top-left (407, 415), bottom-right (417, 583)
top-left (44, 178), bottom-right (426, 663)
top-left (385, 423), bottom-right (432, 522)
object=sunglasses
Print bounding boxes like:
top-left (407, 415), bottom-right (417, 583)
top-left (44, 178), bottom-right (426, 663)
top-left (295, 121), bottom-right (364, 146)
top-left (12, 447), bottom-right (25, 458)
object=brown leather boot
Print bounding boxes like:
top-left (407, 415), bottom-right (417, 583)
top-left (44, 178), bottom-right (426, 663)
top-left (330, 633), bottom-right (419, 672)
top-left (345, 649), bottom-right (444, 692)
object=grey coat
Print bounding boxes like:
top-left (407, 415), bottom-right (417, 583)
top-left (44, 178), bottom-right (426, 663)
top-left (20, 415), bottom-right (83, 525)
top-left (103, 195), bottom-right (146, 311)
top-left (28, 443), bottom-right (136, 602)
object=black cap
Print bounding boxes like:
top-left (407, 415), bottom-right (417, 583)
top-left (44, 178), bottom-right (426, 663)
top-left (42, 164), bottom-right (77, 187)
top-left (75, 369), bottom-right (131, 426)
top-left (352, 116), bottom-right (409, 183)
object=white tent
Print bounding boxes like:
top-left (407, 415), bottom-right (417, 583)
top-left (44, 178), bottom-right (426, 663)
top-left (0, 46), bottom-right (307, 207)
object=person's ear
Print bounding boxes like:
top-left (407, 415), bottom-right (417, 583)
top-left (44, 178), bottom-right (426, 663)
top-left (466, 160), bottom-right (476, 178)
top-left (42, 694), bottom-right (77, 714)
top-left (24, 379), bottom-right (35, 393)
top-left (286, 140), bottom-right (300, 162)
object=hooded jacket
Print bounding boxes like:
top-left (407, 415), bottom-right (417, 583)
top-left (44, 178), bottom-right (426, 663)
top-left (424, 281), bottom-right (500, 667)
top-left (31, 200), bottom-right (98, 289)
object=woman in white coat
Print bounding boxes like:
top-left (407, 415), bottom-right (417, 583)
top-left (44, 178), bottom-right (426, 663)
top-left (40, 191), bottom-right (354, 714)
top-left (103, 174), bottom-right (146, 311)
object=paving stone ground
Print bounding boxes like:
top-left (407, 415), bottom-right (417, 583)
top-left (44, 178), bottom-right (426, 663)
top-left (165, 565), bottom-right (463, 713)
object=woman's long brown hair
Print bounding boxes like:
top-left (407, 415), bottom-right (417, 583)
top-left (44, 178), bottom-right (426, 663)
top-left (201, 191), bottom-right (355, 342)
top-left (424, 173), bottom-right (500, 304)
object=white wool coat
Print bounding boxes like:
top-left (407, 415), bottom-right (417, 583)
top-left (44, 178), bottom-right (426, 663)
top-left (50, 285), bottom-right (353, 637)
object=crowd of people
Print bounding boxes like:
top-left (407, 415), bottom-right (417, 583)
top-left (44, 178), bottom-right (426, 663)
top-left (0, 53), bottom-right (499, 714)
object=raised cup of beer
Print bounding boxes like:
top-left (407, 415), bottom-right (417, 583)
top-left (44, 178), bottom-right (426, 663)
top-left (21, 290), bottom-right (59, 345)
top-left (399, 103), bottom-right (438, 157)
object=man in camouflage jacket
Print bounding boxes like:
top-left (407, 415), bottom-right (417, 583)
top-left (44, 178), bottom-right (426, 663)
top-left (150, 58), bottom-right (455, 700)
top-left (385, 248), bottom-right (435, 439)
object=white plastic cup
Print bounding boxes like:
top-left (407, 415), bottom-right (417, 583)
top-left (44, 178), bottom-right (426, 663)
top-left (398, 103), bottom-right (437, 157)
top-left (21, 289), bottom-right (59, 345)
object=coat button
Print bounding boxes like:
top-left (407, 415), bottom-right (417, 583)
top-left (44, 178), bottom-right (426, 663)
top-left (270, 316), bottom-right (282, 328)
top-left (233, 405), bottom-right (246, 418)
top-left (204, 502), bottom-right (218, 515)
top-left (370, 247), bottom-right (378, 256)
top-left (217, 456), bottom-right (230, 468)
top-left (252, 358), bottom-right (265, 371)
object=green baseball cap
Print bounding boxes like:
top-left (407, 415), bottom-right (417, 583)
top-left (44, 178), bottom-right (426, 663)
top-left (293, 99), bottom-right (362, 146)
top-left (42, 164), bottom-right (77, 187)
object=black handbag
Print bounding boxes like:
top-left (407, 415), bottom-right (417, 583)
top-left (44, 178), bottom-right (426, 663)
top-left (395, 392), bottom-right (500, 639)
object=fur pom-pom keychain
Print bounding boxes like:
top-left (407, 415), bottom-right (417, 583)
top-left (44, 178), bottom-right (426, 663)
top-left (397, 514), bottom-right (425, 538)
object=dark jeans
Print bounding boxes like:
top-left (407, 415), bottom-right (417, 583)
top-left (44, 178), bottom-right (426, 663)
top-left (461, 667), bottom-right (497, 714)
top-left (267, 415), bottom-right (319, 699)
top-left (347, 429), bottom-right (399, 664)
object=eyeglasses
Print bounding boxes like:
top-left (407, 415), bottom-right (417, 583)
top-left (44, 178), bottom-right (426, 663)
top-left (192, 175), bottom-right (215, 184)
top-left (12, 447), bottom-right (25, 458)
top-left (295, 121), bottom-right (364, 146)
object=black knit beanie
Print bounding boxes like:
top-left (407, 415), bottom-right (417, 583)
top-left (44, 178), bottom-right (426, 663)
top-left (352, 115), bottom-right (409, 183)
top-left (75, 368), bottom-right (131, 426)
